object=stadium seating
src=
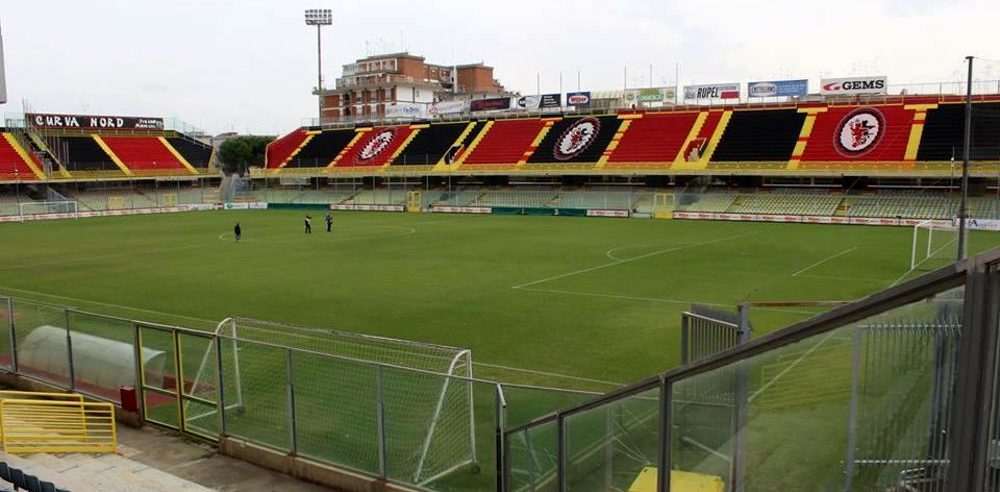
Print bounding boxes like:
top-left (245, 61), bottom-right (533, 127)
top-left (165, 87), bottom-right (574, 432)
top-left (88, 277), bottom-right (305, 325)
top-left (100, 136), bottom-right (193, 175)
top-left (0, 133), bottom-right (40, 180)
top-left (726, 193), bottom-right (842, 216)
top-left (472, 189), bottom-right (556, 208)
top-left (49, 136), bottom-right (124, 176)
top-left (526, 116), bottom-right (621, 167)
top-left (266, 128), bottom-right (310, 168)
top-left (605, 112), bottom-right (699, 166)
top-left (674, 192), bottom-right (739, 213)
top-left (348, 188), bottom-right (411, 205)
top-left (918, 102), bottom-right (1000, 161)
top-left (392, 122), bottom-right (470, 166)
top-left (460, 119), bottom-right (546, 166)
top-left (846, 195), bottom-right (957, 219)
top-left (710, 109), bottom-right (805, 164)
top-left (285, 129), bottom-right (356, 168)
top-left (335, 126), bottom-right (415, 168)
top-left (798, 105), bottom-right (915, 166)
top-left (554, 189), bottom-right (638, 210)
top-left (165, 136), bottom-right (213, 169)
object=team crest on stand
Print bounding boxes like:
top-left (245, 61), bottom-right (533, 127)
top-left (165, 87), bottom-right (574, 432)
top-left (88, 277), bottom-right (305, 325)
top-left (359, 128), bottom-right (396, 162)
top-left (834, 108), bottom-right (885, 157)
top-left (553, 117), bottom-right (601, 161)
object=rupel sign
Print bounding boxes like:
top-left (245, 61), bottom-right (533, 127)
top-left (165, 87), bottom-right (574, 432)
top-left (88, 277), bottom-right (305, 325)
top-left (820, 76), bottom-right (887, 96)
top-left (27, 113), bottom-right (165, 130)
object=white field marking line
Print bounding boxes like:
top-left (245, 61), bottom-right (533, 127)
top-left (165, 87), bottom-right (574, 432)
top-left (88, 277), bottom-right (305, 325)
top-left (791, 246), bottom-right (859, 277)
top-left (748, 330), bottom-right (836, 403)
top-left (796, 273), bottom-right (895, 283)
top-left (472, 361), bottom-right (623, 387)
top-left (605, 243), bottom-right (654, 262)
top-left (512, 231), bottom-right (759, 290)
top-left (0, 284), bottom-right (607, 387)
top-left (517, 287), bottom-right (819, 316)
top-left (0, 285), bottom-right (218, 326)
top-left (890, 236), bottom-right (958, 287)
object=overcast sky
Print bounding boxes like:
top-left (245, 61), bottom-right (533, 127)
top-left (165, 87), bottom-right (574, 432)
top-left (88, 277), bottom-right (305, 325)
top-left (2, 0), bottom-right (998, 135)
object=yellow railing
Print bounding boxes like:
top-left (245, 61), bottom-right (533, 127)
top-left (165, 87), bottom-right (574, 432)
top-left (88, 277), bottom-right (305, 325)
top-left (0, 397), bottom-right (117, 454)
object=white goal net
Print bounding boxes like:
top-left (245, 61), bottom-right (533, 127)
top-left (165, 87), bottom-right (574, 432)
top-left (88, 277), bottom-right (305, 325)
top-left (186, 316), bottom-right (477, 486)
top-left (18, 200), bottom-right (78, 220)
top-left (911, 219), bottom-right (962, 271)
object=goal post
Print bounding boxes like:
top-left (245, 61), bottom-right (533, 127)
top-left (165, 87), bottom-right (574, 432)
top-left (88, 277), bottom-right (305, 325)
top-left (911, 219), bottom-right (962, 270)
top-left (18, 200), bottom-right (78, 221)
top-left (186, 316), bottom-right (477, 486)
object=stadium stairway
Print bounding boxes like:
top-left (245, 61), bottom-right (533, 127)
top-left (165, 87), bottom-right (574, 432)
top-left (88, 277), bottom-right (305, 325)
top-left (1, 423), bottom-right (333, 492)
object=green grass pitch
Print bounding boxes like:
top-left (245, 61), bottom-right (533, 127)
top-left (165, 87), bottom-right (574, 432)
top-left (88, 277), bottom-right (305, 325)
top-left (1, 210), bottom-right (997, 490)
top-left (1, 210), bottom-right (996, 387)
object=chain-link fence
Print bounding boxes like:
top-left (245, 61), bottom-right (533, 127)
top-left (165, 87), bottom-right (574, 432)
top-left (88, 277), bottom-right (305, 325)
top-left (0, 296), bottom-right (596, 492)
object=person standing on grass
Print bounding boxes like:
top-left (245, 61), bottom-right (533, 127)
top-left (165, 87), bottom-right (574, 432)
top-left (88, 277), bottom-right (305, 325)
top-left (304, 215), bottom-right (312, 234)
top-left (325, 212), bottom-right (333, 233)
top-left (234, 222), bottom-right (242, 243)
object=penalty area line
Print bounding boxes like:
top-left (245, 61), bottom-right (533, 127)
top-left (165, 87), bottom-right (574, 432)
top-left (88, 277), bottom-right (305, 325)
top-left (791, 246), bottom-right (859, 277)
top-left (512, 231), bottom-right (759, 290)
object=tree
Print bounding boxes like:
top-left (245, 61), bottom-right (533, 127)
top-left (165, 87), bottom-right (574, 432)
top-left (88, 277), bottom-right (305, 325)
top-left (218, 135), bottom-right (274, 174)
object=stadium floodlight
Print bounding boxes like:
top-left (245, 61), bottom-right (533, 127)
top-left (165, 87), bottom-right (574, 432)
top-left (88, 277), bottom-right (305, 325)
top-left (305, 9), bottom-right (332, 125)
top-left (0, 20), bottom-right (7, 104)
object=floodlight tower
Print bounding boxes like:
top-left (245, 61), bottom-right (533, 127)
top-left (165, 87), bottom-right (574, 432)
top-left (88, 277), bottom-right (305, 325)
top-left (304, 9), bottom-right (332, 125)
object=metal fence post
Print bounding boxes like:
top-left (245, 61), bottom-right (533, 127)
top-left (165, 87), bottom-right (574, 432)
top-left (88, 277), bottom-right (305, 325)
top-left (376, 364), bottom-right (388, 478)
top-left (557, 413), bottom-right (566, 492)
top-left (132, 323), bottom-right (146, 420)
top-left (64, 309), bottom-right (75, 390)
top-left (495, 384), bottom-right (507, 492)
top-left (285, 348), bottom-right (297, 455)
top-left (731, 304), bottom-right (751, 492)
top-left (680, 314), bottom-right (690, 364)
top-left (214, 335), bottom-right (227, 437)
top-left (7, 298), bottom-right (18, 373)
top-left (945, 257), bottom-right (1000, 491)
top-left (657, 376), bottom-right (671, 492)
top-left (843, 328), bottom-right (864, 491)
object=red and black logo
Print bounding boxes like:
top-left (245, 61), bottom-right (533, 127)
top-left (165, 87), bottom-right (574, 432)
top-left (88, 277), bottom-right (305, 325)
top-left (359, 128), bottom-right (396, 162)
top-left (554, 117), bottom-right (601, 161)
top-left (834, 108), bottom-right (885, 157)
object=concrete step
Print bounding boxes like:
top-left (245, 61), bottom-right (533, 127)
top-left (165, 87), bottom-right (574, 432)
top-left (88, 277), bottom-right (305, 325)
top-left (2, 450), bottom-right (215, 492)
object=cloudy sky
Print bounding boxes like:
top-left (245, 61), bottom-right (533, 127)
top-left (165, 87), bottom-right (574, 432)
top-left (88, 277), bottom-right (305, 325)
top-left (2, 0), bottom-right (997, 135)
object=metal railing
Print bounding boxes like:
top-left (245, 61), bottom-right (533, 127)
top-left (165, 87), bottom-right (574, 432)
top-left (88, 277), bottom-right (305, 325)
top-left (0, 398), bottom-right (117, 454)
top-left (501, 247), bottom-right (1000, 492)
top-left (0, 297), bottom-right (599, 492)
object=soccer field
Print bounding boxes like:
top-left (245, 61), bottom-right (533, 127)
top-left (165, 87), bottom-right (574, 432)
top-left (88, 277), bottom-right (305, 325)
top-left (2, 210), bottom-right (996, 388)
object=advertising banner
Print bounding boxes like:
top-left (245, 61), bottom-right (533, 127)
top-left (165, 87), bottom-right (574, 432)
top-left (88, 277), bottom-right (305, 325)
top-left (428, 100), bottom-right (468, 116)
top-left (514, 94), bottom-right (561, 110)
top-left (470, 97), bottom-right (512, 112)
top-left (26, 113), bottom-right (164, 130)
top-left (624, 87), bottom-right (677, 104)
top-left (683, 83), bottom-right (740, 100)
top-left (747, 79), bottom-right (809, 98)
top-left (820, 76), bottom-right (887, 96)
top-left (385, 103), bottom-right (426, 119)
top-left (566, 91), bottom-right (591, 107)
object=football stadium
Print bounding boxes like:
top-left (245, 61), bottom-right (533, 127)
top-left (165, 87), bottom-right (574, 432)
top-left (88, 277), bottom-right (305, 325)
top-left (1, 3), bottom-right (1000, 492)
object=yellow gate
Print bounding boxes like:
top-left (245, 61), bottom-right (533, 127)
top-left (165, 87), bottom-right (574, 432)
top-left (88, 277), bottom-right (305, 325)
top-left (407, 191), bottom-right (422, 213)
top-left (652, 193), bottom-right (675, 220)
